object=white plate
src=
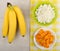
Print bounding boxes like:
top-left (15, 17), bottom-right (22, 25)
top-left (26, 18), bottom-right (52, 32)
top-left (34, 27), bottom-right (57, 50)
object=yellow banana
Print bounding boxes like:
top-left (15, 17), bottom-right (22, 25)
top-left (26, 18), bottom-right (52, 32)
top-left (8, 7), bottom-right (17, 43)
top-left (13, 6), bottom-right (26, 37)
top-left (2, 7), bottom-right (9, 38)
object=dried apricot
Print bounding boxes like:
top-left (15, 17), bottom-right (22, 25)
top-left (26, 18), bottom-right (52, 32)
top-left (35, 29), bottom-right (54, 48)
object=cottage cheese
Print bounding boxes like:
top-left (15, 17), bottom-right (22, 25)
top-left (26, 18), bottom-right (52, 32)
top-left (35, 4), bottom-right (55, 24)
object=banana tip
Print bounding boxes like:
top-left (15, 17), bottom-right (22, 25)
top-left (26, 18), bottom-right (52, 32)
top-left (3, 36), bottom-right (5, 38)
top-left (22, 35), bottom-right (25, 37)
top-left (9, 42), bottom-right (12, 44)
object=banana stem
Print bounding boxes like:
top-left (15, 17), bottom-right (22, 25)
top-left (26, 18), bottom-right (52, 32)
top-left (7, 2), bottom-right (13, 9)
top-left (7, 2), bottom-right (12, 7)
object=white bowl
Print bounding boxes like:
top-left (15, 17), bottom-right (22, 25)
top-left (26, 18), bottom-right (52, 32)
top-left (34, 27), bottom-right (57, 50)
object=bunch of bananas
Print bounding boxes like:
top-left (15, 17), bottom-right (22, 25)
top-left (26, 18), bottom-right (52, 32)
top-left (2, 3), bottom-right (26, 43)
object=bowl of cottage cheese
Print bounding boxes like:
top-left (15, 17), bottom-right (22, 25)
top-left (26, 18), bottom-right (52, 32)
top-left (32, 1), bottom-right (57, 26)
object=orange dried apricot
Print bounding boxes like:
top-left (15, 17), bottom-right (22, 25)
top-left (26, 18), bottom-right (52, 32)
top-left (35, 29), bottom-right (54, 48)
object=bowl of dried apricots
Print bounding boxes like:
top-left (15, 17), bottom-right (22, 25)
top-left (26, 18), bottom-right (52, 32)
top-left (34, 27), bottom-right (56, 50)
